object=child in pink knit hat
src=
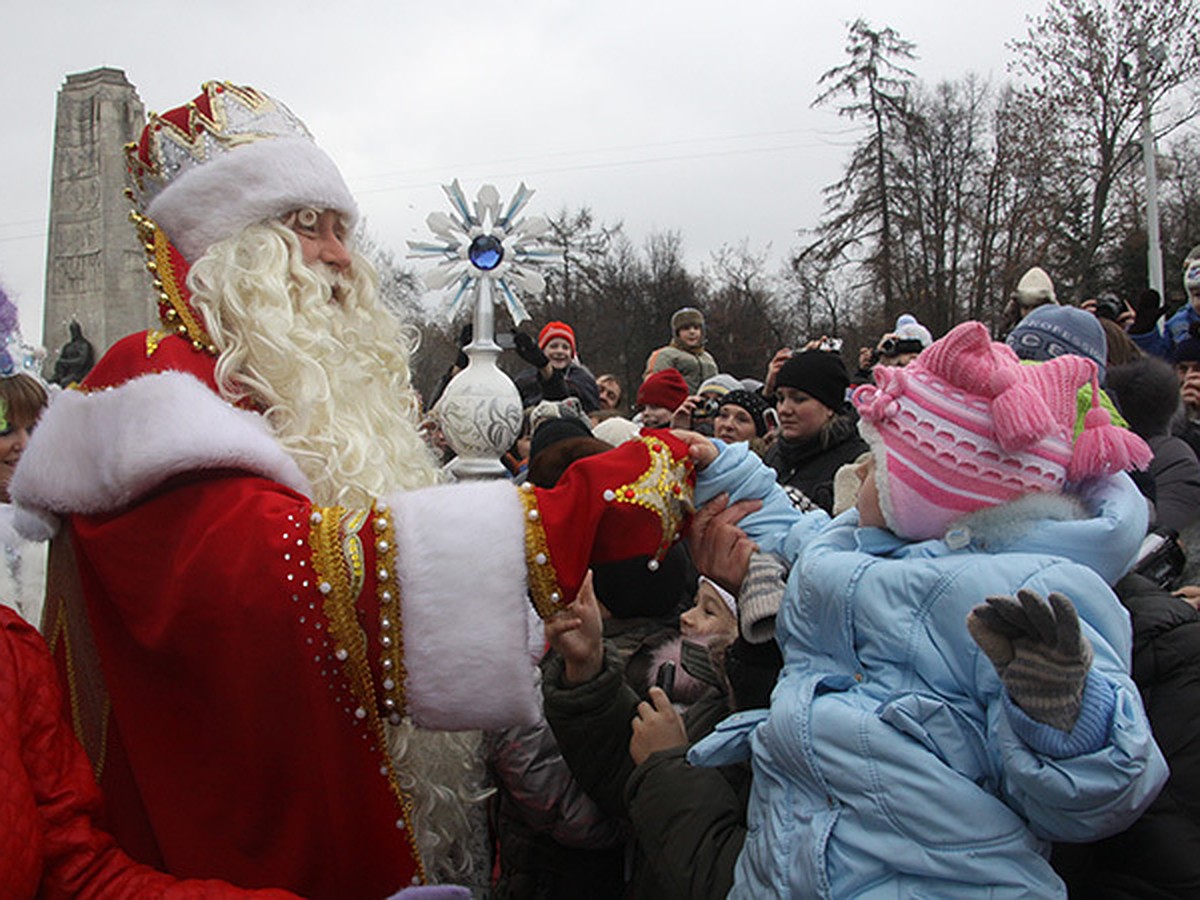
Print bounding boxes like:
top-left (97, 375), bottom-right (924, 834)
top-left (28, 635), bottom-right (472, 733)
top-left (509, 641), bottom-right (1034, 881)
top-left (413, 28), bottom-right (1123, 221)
top-left (678, 320), bottom-right (1166, 897)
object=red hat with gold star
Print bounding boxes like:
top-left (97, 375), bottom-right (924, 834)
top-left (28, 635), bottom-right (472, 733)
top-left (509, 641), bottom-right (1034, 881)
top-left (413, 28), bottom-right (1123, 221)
top-left (519, 431), bottom-right (696, 617)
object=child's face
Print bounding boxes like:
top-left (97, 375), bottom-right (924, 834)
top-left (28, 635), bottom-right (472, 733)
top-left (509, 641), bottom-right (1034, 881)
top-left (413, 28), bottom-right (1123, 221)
top-left (641, 405), bottom-right (673, 428)
top-left (680, 582), bottom-right (738, 645)
top-left (855, 457), bottom-right (887, 529)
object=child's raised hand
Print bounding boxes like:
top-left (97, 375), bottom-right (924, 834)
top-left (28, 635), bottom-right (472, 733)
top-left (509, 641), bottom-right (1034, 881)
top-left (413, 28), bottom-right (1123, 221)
top-left (966, 589), bottom-right (1093, 732)
top-left (629, 686), bottom-right (688, 765)
top-left (669, 429), bottom-right (719, 469)
top-left (544, 570), bottom-right (604, 685)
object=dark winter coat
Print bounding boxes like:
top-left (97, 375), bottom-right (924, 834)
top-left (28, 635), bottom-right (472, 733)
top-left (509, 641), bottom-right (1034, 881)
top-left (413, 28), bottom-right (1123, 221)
top-left (1146, 434), bottom-right (1200, 533)
top-left (486, 700), bottom-right (625, 900)
top-left (513, 361), bottom-right (601, 412)
top-left (761, 411), bottom-right (868, 513)
top-left (542, 647), bottom-right (744, 900)
top-left (1107, 358), bottom-right (1200, 533)
top-left (1053, 573), bottom-right (1200, 898)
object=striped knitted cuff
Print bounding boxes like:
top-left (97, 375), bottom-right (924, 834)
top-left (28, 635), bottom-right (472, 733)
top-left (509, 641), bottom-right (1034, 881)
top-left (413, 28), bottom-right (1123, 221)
top-left (1004, 669), bottom-right (1116, 759)
top-left (738, 552), bottom-right (788, 644)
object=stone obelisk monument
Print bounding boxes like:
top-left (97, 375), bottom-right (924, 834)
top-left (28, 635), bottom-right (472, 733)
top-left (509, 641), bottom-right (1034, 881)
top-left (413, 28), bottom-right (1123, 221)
top-left (42, 68), bottom-right (153, 368)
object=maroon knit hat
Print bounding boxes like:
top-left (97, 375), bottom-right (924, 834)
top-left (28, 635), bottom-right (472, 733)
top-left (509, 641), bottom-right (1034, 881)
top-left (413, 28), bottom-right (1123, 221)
top-left (638, 368), bottom-right (689, 410)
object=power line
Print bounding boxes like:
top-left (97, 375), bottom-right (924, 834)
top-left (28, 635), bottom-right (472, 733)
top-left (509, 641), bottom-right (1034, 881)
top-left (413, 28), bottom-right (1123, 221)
top-left (354, 139), bottom-right (846, 197)
top-left (350, 125), bottom-right (855, 185)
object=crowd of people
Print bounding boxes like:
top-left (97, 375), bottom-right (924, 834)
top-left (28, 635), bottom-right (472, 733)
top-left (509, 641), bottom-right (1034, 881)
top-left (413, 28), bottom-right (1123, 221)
top-left (2, 78), bottom-right (1199, 899)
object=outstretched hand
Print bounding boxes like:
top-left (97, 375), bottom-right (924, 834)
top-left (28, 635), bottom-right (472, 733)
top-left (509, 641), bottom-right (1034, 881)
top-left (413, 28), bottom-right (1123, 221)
top-left (967, 588), bottom-right (1093, 732)
top-left (544, 571), bottom-right (604, 685)
top-left (669, 429), bottom-right (719, 469)
top-left (688, 493), bottom-right (761, 594)
top-left (512, 330), bottom-right (549, 369)
top-left (630, 686), bottom-right (688, 765)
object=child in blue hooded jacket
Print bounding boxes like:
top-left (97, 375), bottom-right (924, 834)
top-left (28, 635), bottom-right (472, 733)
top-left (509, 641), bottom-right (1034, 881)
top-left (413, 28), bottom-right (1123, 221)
top-left (683, 321), bottom-right (1168, 898)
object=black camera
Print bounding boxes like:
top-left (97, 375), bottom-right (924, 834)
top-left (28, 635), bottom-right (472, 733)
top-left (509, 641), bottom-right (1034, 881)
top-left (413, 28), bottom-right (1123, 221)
top-left (877, 337), bottom-right (925, 358)
top-left (693, 397), bottom-right (721, 419)
top-left (1093, 294), bottom-right (1124, 322)
top-left (1134, 528), bottom-right (1186, 589)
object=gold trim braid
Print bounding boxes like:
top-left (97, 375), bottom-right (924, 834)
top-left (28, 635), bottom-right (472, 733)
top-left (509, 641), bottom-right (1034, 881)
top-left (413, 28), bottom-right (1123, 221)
top-left (308, 503), bottom-right (426, 884)
top-left (517, 485), bottom-right (568, 618)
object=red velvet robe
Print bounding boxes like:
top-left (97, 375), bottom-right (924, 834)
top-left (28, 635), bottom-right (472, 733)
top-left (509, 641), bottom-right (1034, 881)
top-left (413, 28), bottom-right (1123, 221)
top-left (63, 474), bottom-right (421, 897)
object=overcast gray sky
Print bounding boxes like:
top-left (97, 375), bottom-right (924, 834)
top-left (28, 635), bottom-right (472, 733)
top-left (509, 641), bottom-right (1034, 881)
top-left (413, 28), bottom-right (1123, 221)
top-left (0, 0), bottom-right (1046, 345)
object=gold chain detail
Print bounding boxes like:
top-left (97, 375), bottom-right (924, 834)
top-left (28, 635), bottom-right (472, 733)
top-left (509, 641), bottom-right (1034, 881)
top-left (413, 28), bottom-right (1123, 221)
top-left (308, 503), bottom-right (426, 884)
top-left (128, 208), bottom-right (217, 355)
top-left (517, 485), bottom-right (568, 618)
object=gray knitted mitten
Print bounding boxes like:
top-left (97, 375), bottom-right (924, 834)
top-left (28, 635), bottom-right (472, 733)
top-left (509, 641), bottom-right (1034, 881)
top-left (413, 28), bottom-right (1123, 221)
top-left (966, 589), bottom-right (1093, 732)
top-left (738, 552), bottom-right (789, 644)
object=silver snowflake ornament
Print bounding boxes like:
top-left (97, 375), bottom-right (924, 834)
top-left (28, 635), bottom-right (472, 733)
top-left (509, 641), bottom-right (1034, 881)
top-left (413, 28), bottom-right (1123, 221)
top-left (407, 180), bottom-right (558, 326)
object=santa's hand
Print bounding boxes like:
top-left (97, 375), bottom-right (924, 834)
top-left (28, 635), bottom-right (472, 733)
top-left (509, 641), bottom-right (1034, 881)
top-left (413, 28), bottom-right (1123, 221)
top-left (521, 432), bottom-right (695, 618)
top-left (630, 687), bottom-right (687, 765)
top-left (967, 589), bottom-right (1093, 732)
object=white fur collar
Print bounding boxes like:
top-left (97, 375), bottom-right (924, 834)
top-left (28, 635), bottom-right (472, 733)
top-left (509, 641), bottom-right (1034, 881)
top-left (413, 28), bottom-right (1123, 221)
top-left (11, 371), bottom-right (310, 540)
top-left (953, 491), bottom-right (1087, 550)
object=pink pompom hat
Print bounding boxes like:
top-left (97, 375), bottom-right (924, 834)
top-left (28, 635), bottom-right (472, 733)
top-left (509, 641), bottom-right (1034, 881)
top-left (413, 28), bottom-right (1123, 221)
top-left (852, 321), bottom-right (1152, 541)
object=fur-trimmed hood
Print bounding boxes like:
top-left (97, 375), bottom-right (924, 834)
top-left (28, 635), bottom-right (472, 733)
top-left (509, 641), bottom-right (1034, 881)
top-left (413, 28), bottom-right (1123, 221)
top-left (10, 371), bottom-right (309, 540)
top-left (851, 472), bottom-right (1149, 586)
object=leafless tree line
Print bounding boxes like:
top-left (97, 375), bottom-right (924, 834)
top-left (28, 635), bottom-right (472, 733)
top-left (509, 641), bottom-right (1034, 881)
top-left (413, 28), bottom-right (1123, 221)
top-left (378, 0), bottom-right (1200, 404)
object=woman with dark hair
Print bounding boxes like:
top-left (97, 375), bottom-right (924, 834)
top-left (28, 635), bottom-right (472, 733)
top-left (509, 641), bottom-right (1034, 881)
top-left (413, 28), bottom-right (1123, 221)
top-left (762, 351), bottom-right (867, 512)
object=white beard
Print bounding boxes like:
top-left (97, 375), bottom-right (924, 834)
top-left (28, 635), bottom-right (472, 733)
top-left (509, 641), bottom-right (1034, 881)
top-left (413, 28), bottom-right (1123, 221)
top-left (189, 221), bottom-right (442, 508)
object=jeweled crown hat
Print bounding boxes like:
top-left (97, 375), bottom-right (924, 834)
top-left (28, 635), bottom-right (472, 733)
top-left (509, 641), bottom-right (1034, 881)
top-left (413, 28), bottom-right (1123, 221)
top-left (126, 81), bottom-right (358, 263)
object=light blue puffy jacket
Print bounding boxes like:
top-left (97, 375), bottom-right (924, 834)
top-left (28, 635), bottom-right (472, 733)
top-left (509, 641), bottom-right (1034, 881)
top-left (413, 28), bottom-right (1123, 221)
top-left (689, 442), bottom-right (1169, 899)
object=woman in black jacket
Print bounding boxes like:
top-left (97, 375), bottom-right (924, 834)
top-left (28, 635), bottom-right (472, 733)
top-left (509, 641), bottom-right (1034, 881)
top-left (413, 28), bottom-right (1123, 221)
top-left (761, 349), bottom-right (867, 512)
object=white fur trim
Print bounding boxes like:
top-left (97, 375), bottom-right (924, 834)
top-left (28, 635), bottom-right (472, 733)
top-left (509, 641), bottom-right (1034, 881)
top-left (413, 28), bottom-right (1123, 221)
top-left (10, 372), bottom-right (310, 531)
top-left (147, 138), bottom-right (358, 262)
top-left (12, 506), bottom-right (58, 542)
top-left (386, 480), bottom-right (539, 730)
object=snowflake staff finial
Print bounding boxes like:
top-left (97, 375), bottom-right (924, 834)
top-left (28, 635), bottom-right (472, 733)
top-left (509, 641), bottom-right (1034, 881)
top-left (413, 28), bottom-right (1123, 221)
top-left (407, 180), bottom-right (558, 327)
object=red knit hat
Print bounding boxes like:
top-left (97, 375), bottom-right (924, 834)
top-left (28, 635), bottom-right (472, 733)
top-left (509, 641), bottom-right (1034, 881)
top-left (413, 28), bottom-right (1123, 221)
top-left (638, 368), bottom-right (689, 410)
top-left (538, 321), bottom-right (577, 355)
